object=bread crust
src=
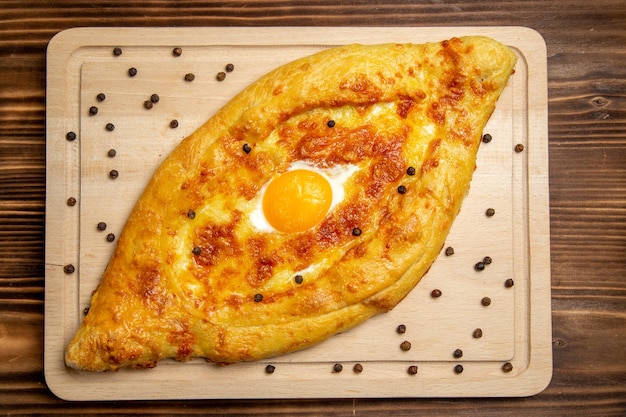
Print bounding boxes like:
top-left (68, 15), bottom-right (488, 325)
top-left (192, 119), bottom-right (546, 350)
top-left (65, 36), bottom-right (517, 371)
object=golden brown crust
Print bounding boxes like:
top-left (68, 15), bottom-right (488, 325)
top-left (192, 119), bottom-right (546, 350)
top-left (65, 36), bottom-right (517, 371)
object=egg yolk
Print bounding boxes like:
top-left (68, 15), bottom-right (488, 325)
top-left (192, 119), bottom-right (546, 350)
top-left (262, 169), bottom-right (333, 233)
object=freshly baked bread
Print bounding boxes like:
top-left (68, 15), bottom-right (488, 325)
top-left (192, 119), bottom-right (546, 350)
top-left (65, 36), bottom-right (517, 371)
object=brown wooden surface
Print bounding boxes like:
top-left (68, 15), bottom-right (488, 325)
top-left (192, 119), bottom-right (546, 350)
top-left (0, 0), bottom-right (624, 415)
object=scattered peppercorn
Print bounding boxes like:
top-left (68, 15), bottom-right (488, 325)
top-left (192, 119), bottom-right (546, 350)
top-left (474, 261), bottom-right (485, 271)
top-left (170, 119), bottom-right (179, 128)
top-left (187, 210), bottom-right (196, 219)
top-left (502, 362), bottom-right (513, 373)
top-left (243, 143), bottom-right (252, 154)
top-left (225, 63), bottom-right (234, 72)
top-left (265, 364), bottom-right (275, 374)
top-left (216, 71), bottom-right (226, 81)
top-left (113, 47), bottom-right (122, 56)
top-left (96, 93), bottom-right (106, 102)
top-left (473, 328), bottom-right (483, 338)
top-left (97, 222), bottom-right (107, 231)
top-left (192, 246), bottom-right (202, 255)
top-left (482, 133), bottom-right (492, 143)
top-left (184, 73), bottom-right (195, 81)
top-left (66, 131), bottom-right (77, 141)
top-left (63, 264), bottom-right (75, 274)
top-left (400, 341), bottom-right (411, 351)
top-left (431, 289), bottom-right (442, 298)
top-left (353, 363), bottom-right (363, 373)
top-left (454, 364), bottom-right (464, 374)
top-left (105, 123), bottom-right (115, 131)
top-left (254, 294), bottom-right (263, 302)
top-left (515, 143), bottom-right (525, 153)
top-left (408, 365), bottom-right (418, 375)
top-left (106, 233), bottom-right (115, 242)
top-left (486, 208), bottom-right (495, 217)
top-left (333, 363), bottom-right (343, 373)
top-left (505, 278), bottom-right (515, 288)
top-left (172, 47), bottom-right (182, 56)
top-left (107, 149), bottom-right (116, 158)
top-left (453, 349), bottom-right (463, 358)
top-left (109, 169), bottom-right (119, 179)
top-left (397, 185), bottom-right (407, 194)
top-left (144, 100), bottom-right (154, 109)
top-left (89, 106), bottom-right (98, 116)
top-left (327, 120), bottom-right (336, 128)
top-left (150, 93), bottom-right (160, 104)
top-left (396, 324), bottom-right (406, 334)
top-left (481, 297), bottom-right (492, 306)
top-left (128, 67), bottom-right (138, 77)
top-left (483, 256), bottom-right (492, 265)
top-left (352, 227), bottom-right (362, 236)
top-left (67, 197), bottom-right (77, 206)
top-left (445, 246), bottom-right (455, 256)
top-left (406, 166), bottom-right (416, 176)
top-left (294, 275), bottom-right (303, 284)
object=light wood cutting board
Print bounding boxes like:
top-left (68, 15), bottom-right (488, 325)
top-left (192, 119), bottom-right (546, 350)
top-left (44, 26), bottom-right (551, 401)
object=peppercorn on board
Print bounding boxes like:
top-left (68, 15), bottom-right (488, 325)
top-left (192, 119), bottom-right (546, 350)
top-left (45, 26), bottom-right (551, 400)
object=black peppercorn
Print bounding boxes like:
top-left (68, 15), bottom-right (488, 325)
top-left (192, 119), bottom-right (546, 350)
top-left (216, 71), bottom-right (226, 81)
top-left (473, 328), bottom-right (483, 338)
top-left (184, 73), bottom-right (195, 82)
top-left (225, 63), bottom-right (234, 72)
top-left (482, 133), bottom-right (492, 143)
top-left (187, 210), bottom-right (196, 219)
top-left (89, 106), bottom-right (98, 116)
top-left (481, 297), bottom-right (492, 306)
top-left (474, 261), bottom-right (485, 271)
top-left (327, 120), bottom-right (336, 128)
top-left (144, 100), bottom-right (154, 109)
top-left (400, 341), bottom-right (411, 351)
top-left (265, 364), bottom-right (275, 374)
top-left (515, 143), bottom-right (525, 153)
top-left (150, 93), bottom-right (160, 104)
top-left (106, 233), bottom-right (115, 242)
top-left (502, 362), bottom-right (513, 373)
top-left (192, 246), bottom-right (202, 255)
top-left (353, 363), bottom-right (363, 373)
top-left (105, 123), bottom-right (115, 131)
top-left (173, 47), bottom-right (182, 56)
top-left (486, 208), bottom-right (495, 217)
top-left (254, 293), bottom-right (263, 302)
top-left (396, 324), bottom-right (406, 334)
top-left (170, 119), bottom-right (179, 128)
top-left (454, 364), bottom-right (464, 374)
top-left (397, 185), bottom-right (407, 194)
top-left (63, 264), bottom-right (75, 274)
top-left (96, 93), bottom-right (106, 102)
top-left (445, 246), bottom-right (454, 256)
top-left (406, 166), bottom-right (416, 176)
top-left (408, 365), bottom-right (418, 375)
top-left (128, 67), bottom-right (138, 77)
top-left (431, 289), bottom-right (442, 298)
top-left (505, 278), bottom-right (515, 288)
top-left (113, 47), bottom-right (122, 56)
top-left (97, 222), bottom-right (107, 231)
top-left (453, 349), bottom-right (463, 358)
top-left (109, 169), bottom-right (119, 179)
top-left (294, 275), bottom-right (303, 284)
top-left (333, 363), bottom-right (343, 373)
top-left (66, 131), bottom-right (77, 141)
top-left (107, 148), bottom-right (116, 158)
top-left (352, 227), bottom-right (362, 236)
top-left (243, 143), bottom-right (252, 154)
top-left (67, 197), bottom-right (77, 206)
top-left (483, 256), bottom-right (492, 265)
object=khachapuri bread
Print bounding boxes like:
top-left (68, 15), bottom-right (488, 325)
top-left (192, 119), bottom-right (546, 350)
top-left (65, 36), bottom-right (517, 371)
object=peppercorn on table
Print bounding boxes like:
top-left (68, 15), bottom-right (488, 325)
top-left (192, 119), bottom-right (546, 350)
top-left (44, 26), bottom-right (551, 400)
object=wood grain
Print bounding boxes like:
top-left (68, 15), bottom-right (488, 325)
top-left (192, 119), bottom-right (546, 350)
top-left (1, 0), bottom-right (625, 414)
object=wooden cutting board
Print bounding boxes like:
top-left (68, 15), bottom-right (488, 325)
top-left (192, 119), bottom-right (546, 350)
top-left (44, 26), bottom-right (551, 401)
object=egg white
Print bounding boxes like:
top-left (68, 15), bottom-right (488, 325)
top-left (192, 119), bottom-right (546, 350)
top-left (248, 161), bottom-right (360, 233)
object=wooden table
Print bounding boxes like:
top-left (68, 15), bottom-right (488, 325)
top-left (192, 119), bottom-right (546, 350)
top-left (1, 1), bottom-right (624, 415)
